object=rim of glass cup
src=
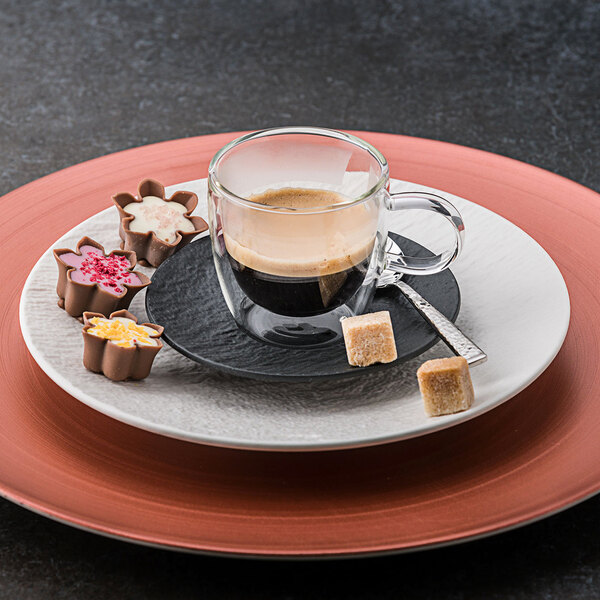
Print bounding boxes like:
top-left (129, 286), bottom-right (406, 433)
top-left (208, 126), bottom-right (390, 214)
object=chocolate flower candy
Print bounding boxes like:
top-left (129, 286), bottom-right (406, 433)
top-left (82, 309), bottom-right (163, 381)
top-left (53, 236), bottom-right (150, 318)
top-left (113, 178), bottom-right (208, 267)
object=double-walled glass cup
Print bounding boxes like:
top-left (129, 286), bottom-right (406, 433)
top-left (208, 127), bottom-right (464, 348)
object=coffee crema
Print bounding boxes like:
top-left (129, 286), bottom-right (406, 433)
top-left (223, 187), bottom-right (377, 317)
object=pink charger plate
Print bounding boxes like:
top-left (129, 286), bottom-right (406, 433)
top-left (1, 131), bottom-right (599, 557)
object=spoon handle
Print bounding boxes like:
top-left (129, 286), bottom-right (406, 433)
top-left (393, 279), bottom-right (487, 366)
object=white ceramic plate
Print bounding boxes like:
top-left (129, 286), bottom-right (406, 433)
top-left (19, 179), bottom-right (570, 451)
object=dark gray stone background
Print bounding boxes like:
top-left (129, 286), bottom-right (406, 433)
top-left (1, 0), bottom-right (598, 598)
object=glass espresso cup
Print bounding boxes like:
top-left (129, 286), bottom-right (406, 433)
top-left (208, 127), bottom-right (464, 348)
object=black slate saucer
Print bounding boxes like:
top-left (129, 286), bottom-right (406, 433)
top-left (145, 233), bottom-right (461, 381)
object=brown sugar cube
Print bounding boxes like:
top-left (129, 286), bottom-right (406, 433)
top-left (341, 311), bottom-right (398, 367)
top-left (417, 357), bottom-right (474, 417)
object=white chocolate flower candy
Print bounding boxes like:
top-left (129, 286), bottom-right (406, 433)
top-left (123, 195), bottom-right (195, 243)
top-left (113, 179), bottom-right (208, 268)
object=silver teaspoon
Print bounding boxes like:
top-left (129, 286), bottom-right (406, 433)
top-left (380, 238), bottom-right (487, 367)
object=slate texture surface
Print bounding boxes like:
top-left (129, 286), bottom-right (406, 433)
top-left (146, 233), bottom-right (460, 380)
top-left (1, 0), bottom-right (599, 598)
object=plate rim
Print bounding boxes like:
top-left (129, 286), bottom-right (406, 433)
top-left (2, 483), bottom-right (599, 559)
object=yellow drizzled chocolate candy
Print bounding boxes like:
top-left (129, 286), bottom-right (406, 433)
top-left (87, 316), bottom-right (160, 348)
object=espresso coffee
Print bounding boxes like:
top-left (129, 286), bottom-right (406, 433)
top-left (228, 254), bottom-right (370, 316)
top-left (223, 188), bottom-right (376, 317)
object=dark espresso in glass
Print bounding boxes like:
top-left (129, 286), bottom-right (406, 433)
top-left (225, 188), bottom-right (373, 317)
top-left (228, 254), bottom-right (369, 316)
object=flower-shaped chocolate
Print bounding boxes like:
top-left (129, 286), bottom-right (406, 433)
top-left (113, 178), bottom-right (208, 267)
top-left (53, 236), bottom-right (150, 319)
top-left (82, 309), bottom-right (163, 381)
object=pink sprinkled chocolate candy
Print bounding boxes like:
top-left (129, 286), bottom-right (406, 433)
top-left (53, 236), bottom-right (150, 318)
top-left (113, 178), bottom-right (208, 267)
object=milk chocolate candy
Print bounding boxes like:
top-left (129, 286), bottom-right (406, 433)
top-left (82, 309), bottom-right (163, 381)
top-left (113, 178), bottom-right (208, 267)
top-left (53, 236), bottom-right (150, 319)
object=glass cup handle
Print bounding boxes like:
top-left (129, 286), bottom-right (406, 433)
top-left (385, 191), bottom-right (465, 275)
